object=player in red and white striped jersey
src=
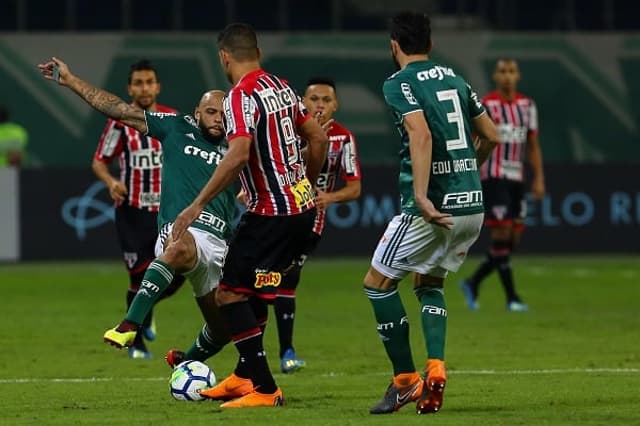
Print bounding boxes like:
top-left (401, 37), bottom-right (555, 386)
top-left (268, 77), bottom-right (361, 373)
top-left (172, 23), bottom-right (328, 408)
top-left (92, 60), bottom-right (184, 358)
top-left (461, 58), bottom-right (545, 312)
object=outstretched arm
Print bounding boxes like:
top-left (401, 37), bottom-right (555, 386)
top-left (37, 57), bottom-right (147, 134)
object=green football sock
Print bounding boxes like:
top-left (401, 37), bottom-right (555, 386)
top-left (185, 324), bottom-right (229, 361)
top-left (364, 286), bottom-right (415, 375)
top-left (126, 260), bottom-right (175, 325)
top-left (415, 286), bottom-right (447, 360)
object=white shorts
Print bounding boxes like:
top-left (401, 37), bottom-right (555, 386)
top-left (155, 224), bottom-right (227, 297)
top-left (371, 213), bottom-right (484, 280)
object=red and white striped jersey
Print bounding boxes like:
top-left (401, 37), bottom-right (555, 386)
top-left (94, 104), bottom-right (176, 211)
top-left (480, 91), bottom-right (538, 182)
top-left (224, 69), bottom-right (314, 216)
top-left (312, 120), bottom-right (361, 235)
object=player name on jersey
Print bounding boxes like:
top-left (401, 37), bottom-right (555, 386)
top-left (432, 158), bottom-right (478, 175)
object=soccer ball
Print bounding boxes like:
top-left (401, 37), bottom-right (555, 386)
top-left (169, 360), bottom-right (216, 401)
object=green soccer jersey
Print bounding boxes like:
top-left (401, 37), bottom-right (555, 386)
top-left (144, 111), bottom-right (236, 239)
top-left (383, 60), bottom-right (486, 216)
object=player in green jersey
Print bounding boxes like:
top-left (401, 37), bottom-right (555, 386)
top-left (37, 57), bottom-right (236, 362)
top-left (364, 12), bottom-right (500, 415)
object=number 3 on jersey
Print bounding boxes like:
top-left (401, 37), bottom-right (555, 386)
top-left (436, 89), bottom-right (468, 151)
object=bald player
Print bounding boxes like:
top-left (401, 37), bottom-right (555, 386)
top-left (37, 56), bottom-right (237, 361)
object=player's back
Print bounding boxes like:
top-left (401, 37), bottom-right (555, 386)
top-left (383, 60), bottom-right (485, 216)
top-left (227, 69), bottom-right (314, 217)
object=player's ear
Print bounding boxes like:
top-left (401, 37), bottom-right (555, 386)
top-left (194, 107), bottom-right (201, 124)
top-left (127, 84), bottom-right (133, 97)
top-left (256, 47), bottom-right (261, 61)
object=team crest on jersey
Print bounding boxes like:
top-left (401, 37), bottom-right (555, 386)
top-left (184, 115), bottom-right (197, 127)
top-left (123, 251), bottom-right (138, 269)
top-left (492, 205), bottom-right (507, 220)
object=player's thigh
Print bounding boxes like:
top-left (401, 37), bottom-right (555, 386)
top-left (482, 179), bottom-right (513, 228)
top-left (181, 229), bottom-right (226, 298)
top-left (221, 210), bottom-right (315, 299)
top-left (371, 213), bottom-right (445, 280)
top-left (115, 205), bottom-right (158, 270)
top-left (439, 213), bottom-right (484, 273)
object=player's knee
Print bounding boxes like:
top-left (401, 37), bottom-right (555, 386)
top-left (161, 239), bottom-right (195, 269)
top-left (489, 238), bottom-right (512, 257)
top-left (281, 264), bottom-right (302, 291)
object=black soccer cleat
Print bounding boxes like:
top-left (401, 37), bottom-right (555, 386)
top-left (369, 372), bottom-right (424, 414)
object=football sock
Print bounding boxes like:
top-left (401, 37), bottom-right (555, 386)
top-left (495, 255), bottom-right (520, 302)
top-left (415, 285), bottom-right (447, 360)
top-left (274, 294), bottom-right (296, 358)
top-left (275, 265), bottom-right (301, 356)
top-left (127, 274), bottom-right (155, 332)
top-left (220, 301), bottom-right (277, 394)
top-left (185, 324), bottom-right (228, 361)
top-left (467, 254), bottom-right (494, 294)
top-left (364, 285), bottom-right (415, 375)
top-left (489, 239), bottom-right (519, 302)
top-left (125, 260), bottom-right (175, 325)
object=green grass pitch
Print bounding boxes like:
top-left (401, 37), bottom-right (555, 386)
top-left (1, 256), bottom-right (639, 425)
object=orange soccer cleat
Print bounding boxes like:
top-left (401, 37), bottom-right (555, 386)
top-left (220, 388), bottom-right (284, 408)
top-left (198, 373), bottom-right (254, 401)
top-left (416, 359), bottom-right (447, 414)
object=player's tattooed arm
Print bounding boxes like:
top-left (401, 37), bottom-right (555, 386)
top-left (37, 57), bottom-right (147, 134)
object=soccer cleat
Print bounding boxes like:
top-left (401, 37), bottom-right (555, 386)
top-left (198, 373), bottom-right (254, 401)
top-left (460, 280), bottom-right (479, 311)
top-left (280, 348), bottom-right (307, 374)
top-left (103, 325), bottom-right (137, 349)
top-left (165, 349), bottom-right (186, 368)
top-left (369, 372), bottom-right (423, 414)
top-left (220, 388), bottom-right (284, 408)
top-left (142, 318), bottom-right (157, 341)
top-left (507, 300), bottom-right (529, 312)
top-left (128, 347), bottom-right (152, 359)
top-left (416, 359), bottom-right (447, 414)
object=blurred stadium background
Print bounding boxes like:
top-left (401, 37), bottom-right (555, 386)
top-left (1, 0), bottom-right (638, 261)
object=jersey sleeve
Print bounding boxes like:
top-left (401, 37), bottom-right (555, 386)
top-left (340, 131), bottom-right (362, 182)
top-left (94, 119), bottom-right (124, 163)
top-left (144, 110), bottom-right (179, 141)
top-left (224, 88), bottom-right (255, 142)
top-left (383, 77), bottom-right (423, 116)
top-left (466, 83), bottom-right (486, 118)
top-left (528, 100), bottom-right (539, 137)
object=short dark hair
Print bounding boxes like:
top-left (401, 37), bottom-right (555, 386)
top-left (306, 77), bottom-right (337, 93)
top-left (128, 59), bottom-right (158, 84)
top-left (390, 11), bottom-right (432, 55)
top-left (217, 23), bottom-right (259, 61)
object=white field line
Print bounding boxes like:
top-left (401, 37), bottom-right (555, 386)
top-left (0, 368), bottom-right (638, 384)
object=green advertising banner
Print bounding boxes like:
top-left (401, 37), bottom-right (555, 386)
top-left (1, 33), bottom-right (639, 166)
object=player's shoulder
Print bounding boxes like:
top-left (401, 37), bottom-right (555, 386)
top-left (514, 92), bottom-right (535, 104)
top-left (481, 91), bottom-right (502, 102)
top-left (327, 120), bottom-right (352, 138)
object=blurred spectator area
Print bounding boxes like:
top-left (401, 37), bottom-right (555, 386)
top-left (0, 0), bottom-right (636, 32)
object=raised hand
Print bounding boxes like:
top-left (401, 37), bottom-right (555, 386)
top-left (37, 57), bottom-right (72, 86)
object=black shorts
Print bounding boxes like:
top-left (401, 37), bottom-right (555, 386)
top-left (220, 209), bottom-right (316, 300)
top-left (482, 178), bottom-right (526, 228)
top-left (115, 204), bottom-right (158, 274)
